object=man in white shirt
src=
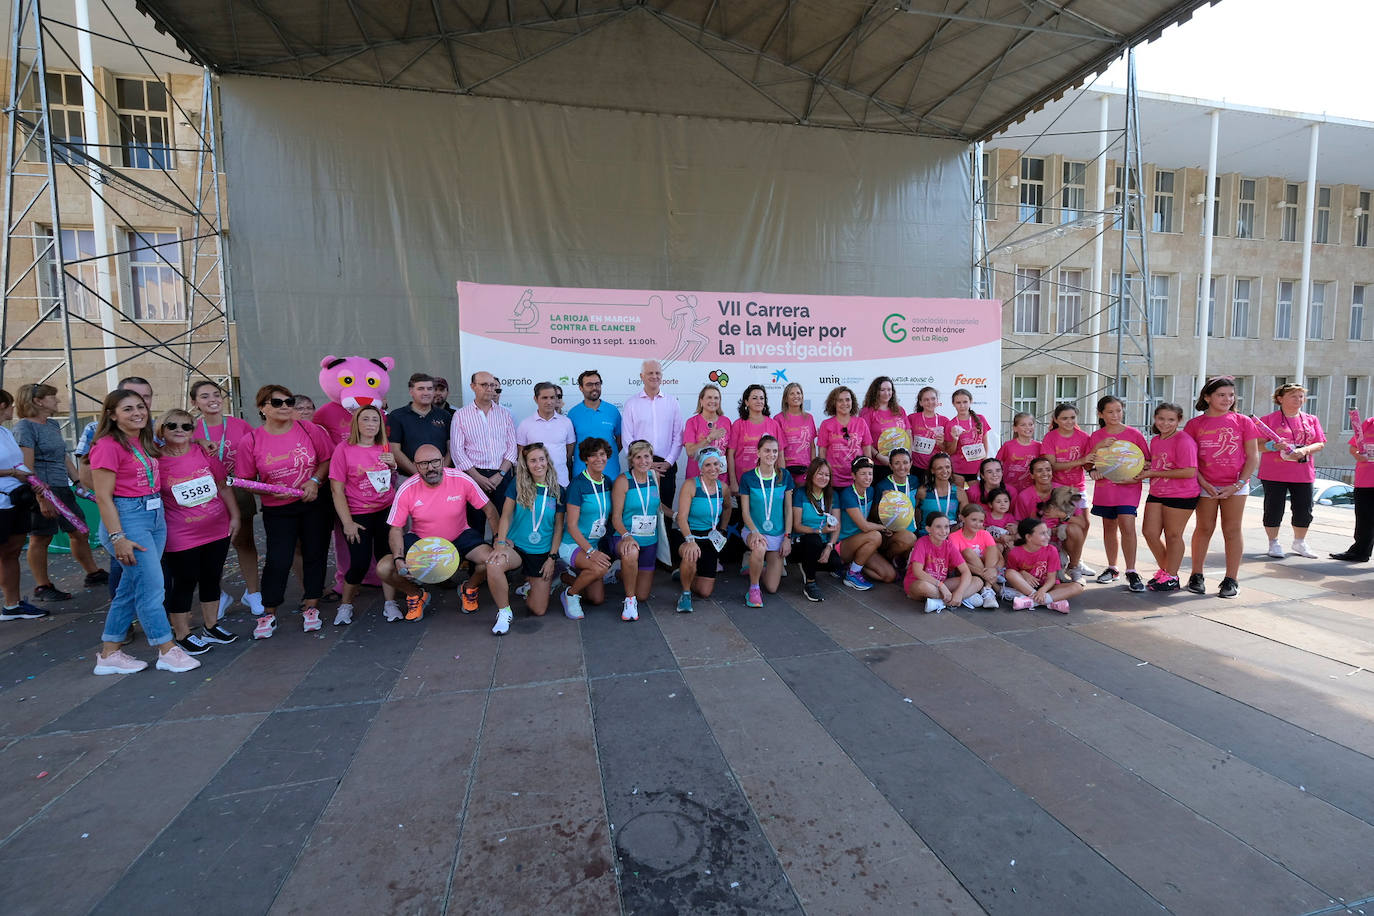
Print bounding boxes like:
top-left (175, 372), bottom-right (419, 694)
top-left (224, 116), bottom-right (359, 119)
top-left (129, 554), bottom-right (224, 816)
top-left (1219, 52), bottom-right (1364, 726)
top-left (449, 370), bottom-right (517, 534)
top-left (515, 383), bottom-right (576, 486)
top-left (621, 359), bottom-right (683, 512)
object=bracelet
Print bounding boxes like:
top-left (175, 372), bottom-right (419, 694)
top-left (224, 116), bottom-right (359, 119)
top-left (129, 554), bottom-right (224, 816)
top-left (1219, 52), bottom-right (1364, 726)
top-left (109, 532), bottom-right (124, 543)
top-left (308, 476), bottom-right (321, 484)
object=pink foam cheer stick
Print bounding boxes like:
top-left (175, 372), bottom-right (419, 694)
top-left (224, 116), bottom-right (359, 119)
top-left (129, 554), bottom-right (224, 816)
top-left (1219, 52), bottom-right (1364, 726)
top-left (1352, 409), bottom-right (1370, 454)
top-left (226, 476), bottom-right (306, 499)
top-left (17, 468), bottom-right (89, 534)
top-left (1249, 415), bottom-right (1295, 456)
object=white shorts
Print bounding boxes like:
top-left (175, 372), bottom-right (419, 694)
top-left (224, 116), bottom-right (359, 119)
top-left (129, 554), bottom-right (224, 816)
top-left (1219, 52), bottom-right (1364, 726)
top-left (746, 530), bottom-right (785, 552)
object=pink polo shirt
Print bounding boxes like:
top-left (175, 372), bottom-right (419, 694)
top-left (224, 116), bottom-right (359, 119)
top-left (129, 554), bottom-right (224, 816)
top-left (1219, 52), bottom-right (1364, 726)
top-left (386, 469), bottom-right (488, 540)
top-left (1353, 419), bottom-right (1374, 487)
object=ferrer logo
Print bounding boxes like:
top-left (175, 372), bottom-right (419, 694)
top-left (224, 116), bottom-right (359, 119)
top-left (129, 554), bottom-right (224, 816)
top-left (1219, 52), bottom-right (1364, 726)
top-left (954, 374), bottom-right (989, 387)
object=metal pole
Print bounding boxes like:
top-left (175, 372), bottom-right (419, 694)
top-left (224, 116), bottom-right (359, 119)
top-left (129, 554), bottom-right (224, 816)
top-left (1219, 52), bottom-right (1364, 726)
top-left (74, 0), bottom-right (120, 393)
top-left (1294, 123), bottom-right (1320, 382)
top-left (206, 72), bottom-right (237, 414)
top-left (1088, 93), bottom-right (1108, 392)
top-left (1197, 109), bottom-right (1220, 385)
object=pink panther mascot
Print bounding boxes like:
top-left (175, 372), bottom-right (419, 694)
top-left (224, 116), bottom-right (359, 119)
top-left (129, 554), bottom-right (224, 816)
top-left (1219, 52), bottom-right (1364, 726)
top-left (315, 355), bottom-right (396, 596)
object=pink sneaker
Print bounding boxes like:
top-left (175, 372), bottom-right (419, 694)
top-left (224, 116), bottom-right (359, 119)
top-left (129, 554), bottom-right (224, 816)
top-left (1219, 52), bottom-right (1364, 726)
top-left (156, 644), bottom-right (202, 673)
top-left (1050, 599), bottom-right (1071, 614)
top-left (93, 649), bottom-right (147, 675)
top-left (302, 608), bottom-right (322, 632)
top-left (253, 614), bottom-right (277, 639)
top-left (1012, 595), bottom-right (1034, 611)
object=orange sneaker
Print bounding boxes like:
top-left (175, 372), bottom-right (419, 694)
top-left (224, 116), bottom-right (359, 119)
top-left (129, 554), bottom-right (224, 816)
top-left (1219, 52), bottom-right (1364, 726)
top-left (404, 590), bottom-right (429, 621)
top-left (460, 585), bottom-right (479, 614)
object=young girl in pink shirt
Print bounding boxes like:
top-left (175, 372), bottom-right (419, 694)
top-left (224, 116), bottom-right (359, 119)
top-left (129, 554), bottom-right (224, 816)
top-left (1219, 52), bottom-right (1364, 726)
top-left (903, 512), bottom-right (973, 614)
top-left (1087, 396), bottom-right (1150, 592)
top-left (906, 386), bottom-right (948, 474)
top-left (966, 457), bottom-right (1017, 509)
top-left (1139, 402), bottom-right (1199, 592)
top-left (1184, 377), bottom-right (1261, 599)
top-left (984, 488), bottom-right (1018, 552)
top-left (1004, 518), bottom-right (1085, 613)
top-left (943, 388), bottom-right (991, 483)
top-left (950, 503), bottom-right (1001, 608)
top-left (996, 412), bottom-right (1042, 492)
top-left (1043, 402), bottom-right (1093, 490)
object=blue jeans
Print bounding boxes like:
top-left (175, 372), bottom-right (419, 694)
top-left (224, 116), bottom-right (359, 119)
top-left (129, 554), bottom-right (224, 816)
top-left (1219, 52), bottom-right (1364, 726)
top-left (98, 496), bottom-right (172, 646)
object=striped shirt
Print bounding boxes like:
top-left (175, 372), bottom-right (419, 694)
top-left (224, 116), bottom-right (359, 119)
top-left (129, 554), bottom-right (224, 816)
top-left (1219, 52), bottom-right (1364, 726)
top-left (449, 401), bottom-right (517, 471)
top-left (621, 391), bottom-right (683, 465)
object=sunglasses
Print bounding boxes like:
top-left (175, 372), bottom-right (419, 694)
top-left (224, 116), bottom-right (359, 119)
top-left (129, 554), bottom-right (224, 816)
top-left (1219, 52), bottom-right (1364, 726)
top-left (842, 426), bottom-right (851, 440)
top-left (265, 396), bottom-right (297, 408)
top-left (163, 421), bottom-right (195, 432)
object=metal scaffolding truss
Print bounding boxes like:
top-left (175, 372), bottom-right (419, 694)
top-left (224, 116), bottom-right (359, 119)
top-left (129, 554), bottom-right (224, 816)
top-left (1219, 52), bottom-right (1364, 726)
top-left (1, 0), bottom-right (232, 434)
top-left (976, 50), bottom-right (1155, 429)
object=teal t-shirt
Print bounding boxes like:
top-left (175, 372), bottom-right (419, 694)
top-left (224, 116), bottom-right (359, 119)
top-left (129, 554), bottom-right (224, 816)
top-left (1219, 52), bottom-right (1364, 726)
top-left (740, 468), bottom-right (793, 536)
top-left (797, 488), bottom-right (833, 532)
top-left (917, 484), bottom-right (960, 535)
top-left (876, 475), bottom-right (918, 533)
top-left (507, 484), bottom-right (562, 553)
top-left (564, 471), bottom-right (612, 544)
top-left (837, 484), bottom-right (873, 540)
top-left (686, 478), bottom-right (727, 534)
top-left (619, 471), bottom-right (660, 546)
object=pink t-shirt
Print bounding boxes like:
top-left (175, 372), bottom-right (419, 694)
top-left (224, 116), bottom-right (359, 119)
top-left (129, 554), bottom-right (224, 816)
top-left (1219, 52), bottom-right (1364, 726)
top-left (775, 411), bottom-right (817, 473)
top-left (235, 420), bottom-right (335, 507)
top-left (1147, 432), bottom-right (1200, 499)
top-left (949, 527), bottom-right (995, 559)
top-left (1042, 428), bottom-right (1092, 489)
top-left (158, 449), bottom-right (230, 551)
top-left (1087, 426), bottom-right (1148, 508)
top-left (817, 417), bottom-right (871, 486)
top-left (1006, 543), bottom-right (1061, 585)
top-left (1257, 410), bottom-right (1325, 484)
top-left (945, 413), bottom-right (991, 476)
top-left (996, 438), bottom-right (1042, 492)
top-left (386, 469), bottom-right (489, 540)
top-left (966, 480), bottom-right (1018, 509)
top-left (1353, 419), bottom-right (1374, 488)
top-left (904, 535), bottom-right (966, 590)
top-left (329, 441), bottom-right (396, 514)
top-left (196, 415), bottom-right (253, 476)
top-left (312, 401), bottom-right (354, 446)
top-left (728, 416), bottom-right (782, 479)
top-left (1184, 413), bottom-right (1260, 489)
top-left (985, 511), bottom-right (1016, 538)
top-left (907, 413), bottom-right (949, 470)
top-left (683, 414), bottom-right (731, 478)
top-left (1013, 486), bottom-right (1080, 531)
top-left (88, 436), bottom-right (159, 497)
top-left (860, 407), bottom-right (908, 456)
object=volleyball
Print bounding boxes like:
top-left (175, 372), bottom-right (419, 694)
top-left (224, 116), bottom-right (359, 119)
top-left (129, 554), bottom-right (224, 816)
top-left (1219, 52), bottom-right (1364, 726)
top-left (878, 489), bottom-right (915, 530)
top-left (1090, 438), bottom-right (1146, 483)
top-left (876, 426), bottom-right (912, 457)
top-left (405, 536), bottom-right (462, 584)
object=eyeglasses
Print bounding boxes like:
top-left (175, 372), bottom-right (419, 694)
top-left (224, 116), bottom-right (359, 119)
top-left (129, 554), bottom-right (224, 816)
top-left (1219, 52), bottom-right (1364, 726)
top-left (416, 458), bottom-right (444, 469)
top-left (163, 422), bottom-right (195, 432)
top-left (266, 396), bottom-right (297, 408)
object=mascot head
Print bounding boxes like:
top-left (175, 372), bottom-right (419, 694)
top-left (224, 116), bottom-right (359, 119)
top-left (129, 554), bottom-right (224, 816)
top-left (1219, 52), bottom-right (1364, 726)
top-left (319, 355), bottom-right (396, 411)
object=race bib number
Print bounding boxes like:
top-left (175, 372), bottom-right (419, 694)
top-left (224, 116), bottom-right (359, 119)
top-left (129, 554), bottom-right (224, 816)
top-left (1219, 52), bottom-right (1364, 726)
top-left (961, 442), bottom-right (987, 462)
top-left (589, 517), bottom-right (607, 540)
top-left (1363, 444), bottom-right (1374, 460)
top-left (912, 436), bottom-right (936, 455)
top-left (366, 469), bottom-right (392, 493)
top-left (823, 513), bottom-right (838, 529)
top-left (171, 475), bottom-right (216, 508)
top-left (144, 496), bottom-right (163, 511)
top-left (631, 514), bottom-right (657, 537)
top-left (707, 529), bottom-right (727, 551)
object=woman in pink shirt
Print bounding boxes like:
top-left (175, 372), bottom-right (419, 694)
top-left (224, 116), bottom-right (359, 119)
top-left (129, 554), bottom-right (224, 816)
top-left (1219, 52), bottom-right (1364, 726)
top-left (996, 411), bottom-right (1042, 492)
top-left (1004, 518), bottom-right (1084, 613)
top-left (191, 378), bottom-right (262, 614)
top-left (943, 388), bottom-right (991, 483)
top-left (1139, 403), bottom-right (1199, 592)
top-left (236, 385), bottom-right (335, 638)
top-left (1086, 396), bottom-right (1150, 592)
top-left (1256, 382), bottom-right (1326, 559)
top-left (860, 376), bottom-right (909, 481)
top-left (682, 385), bottom-right (731, 480)
top-left (776, 382), bottom-right (817, 485)
top-left (1184, 377), bottom-right (1262, 599)
top-left (907, 386), bottom-right (948, 473)
top-left (903, 511), bottom-right (973, 614)
top-left (328, 405), bottom-right (400, 626)
top-left (816, 386), bottom-right (873, 488)
top-left (157, 408), bottom-right (241, 655)
top-left (727, 384), bottom-right (781, 495)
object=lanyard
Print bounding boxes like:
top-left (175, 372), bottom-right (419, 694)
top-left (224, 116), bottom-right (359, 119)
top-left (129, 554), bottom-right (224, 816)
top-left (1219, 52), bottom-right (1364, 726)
top-left (583, 471), bottom-right (607, 521)
top-left (1281, 413), bottom-right (1307, 445)
top-left (757, 471), bottom-right (777, 525)
top-left (852, 484), bottom-right (869, 516)
top-left (892, 477), bottom-right (910, 497)
top-left (632, 471), bottom-right (653, 516)
top-left (530, 484), bottom-right (549, 538)
top-left (700, 479), bottom-right (722, 527)
top-left (200, 417), bottom-right (225, 461)
top-left (808, 490), bottom-right (827, 519)
top-left (932, 483), bottom-right (954, 518)
top-left (130, 444), bottom-right (155, 489)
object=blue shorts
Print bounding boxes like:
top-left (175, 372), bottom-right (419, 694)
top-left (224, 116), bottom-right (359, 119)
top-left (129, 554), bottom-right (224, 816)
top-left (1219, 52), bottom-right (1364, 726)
top-left (1091, 504), bottom-right (1138, 520)
top-left (611, 534), bottom-right (658, 570)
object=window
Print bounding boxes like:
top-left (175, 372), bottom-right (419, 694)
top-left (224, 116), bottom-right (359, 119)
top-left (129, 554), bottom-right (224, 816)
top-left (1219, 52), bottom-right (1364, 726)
top-left (1232, 278), bottom-right (1254, 338)
top-left (1146, 375), bottom-right (1171, 404)
top-left (1353, 285), bottom-right (1367, 341)
top-left (1054, 376), bottom-right (1082, 408)
top-left (1345, 378), bottom-right (1362, 431)
top-left (1061, 160), bottom-right (1086, 224)
top-left (125, 230), bottom-right (183, 320)
top-left (1019, 157), bottom-right (1046, 224)
top-left (1149, 274), bottom-right (1172, 336)
top-left (1314, 187), bottom-right (1332, 244)
top-left (1236, 178), bottom-right (1257, 239)
top-left (115, 77), bottom-right (173, 169)
top-left (36, 225), bottom-right (99, 319)
top-left (1011, 376), bottom-right (1040, 422)
top-left (1308, 282), bottom-right (1328, 340)
top-left (1358, 191), bottom-right (1370, 247)
top-left (1114, 166), bottom-right (1138, 230)
top-left (1056, 269), bottom-right (1083, 333)
top-left (980, 151), bottom-right (991, 221)
top-left (1013, 267), bottom-right (1042, 333)
top-left (1282, 183), bottom-right (1300, 242)
top-left (1152, 169), bottom-right (1175, 232)
top-left (1108, 271), bottom-right (1144, 335)
top-left (1232, 376), bottom-right (1251, 416)
top-left (38, 72), bottom-right (86, 164)
top-left (1304, 377), bottom-right (1321, 417)
top-left (1195, 275), bottom-right (1223, 337)
top-left (1276, 280), bottom-right (1295, 339)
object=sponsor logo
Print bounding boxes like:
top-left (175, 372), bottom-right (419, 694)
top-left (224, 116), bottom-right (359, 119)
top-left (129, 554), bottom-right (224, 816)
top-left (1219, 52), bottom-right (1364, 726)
top-left (953, 373), bottom-right (989, 387)
top-left (818, 375), bottom-right (840, 385)
top-left (708, 369), bottom-right (731, 388)
top-left (770, 369), bottom-right (789, 383)
top-left (882, 312), bottom-right (907, 343)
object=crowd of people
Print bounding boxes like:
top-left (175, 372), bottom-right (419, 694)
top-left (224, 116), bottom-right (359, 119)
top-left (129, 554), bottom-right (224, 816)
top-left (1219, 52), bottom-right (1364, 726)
top-left (0, 363), bottom-right (1369, 676)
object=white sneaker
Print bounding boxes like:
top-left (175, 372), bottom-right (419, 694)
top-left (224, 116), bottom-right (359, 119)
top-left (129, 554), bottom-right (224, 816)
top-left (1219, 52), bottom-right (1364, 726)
top-left (562, 591), bottom-right (584, 620)
top-left (980, 586), bottom-right (999, 608)
top-left (93, 649), bottom-right (147, 675)
top-left (961, 592), bottom-right (983, 609)
top-left (156, 645), bottom-right (201, 673)
top-left (1291, 540), bottom-right (1318, 559)
top-left (1267, 540), bottom-right (1286, 559)
top-left (515, 582), bottom-right (531, 598)
top-left (1001, 586), bottom-right (1020, 602)
top-left (218, 592), bottom-right (233, 620)
top-left (604, 559), bottom-right (622, 584)
top-left (622, 598), bottom-right (638, 621)
top-left (924, 597), bottom-right (946, 614)
top-left (1075, 562), bottom-right (1097, 577)
top-left (383, 601), bottom-right (403, 622)
top-left (244, 591), bottom-right (265, 616)
top-left (333, 604), bottom-right (353, 626)
top-left (302, 608), bottom-right (322, 632)
top-left (252, 614), bottom-right (277, 639)
top-left (492, 607), bottom-right (513, 635)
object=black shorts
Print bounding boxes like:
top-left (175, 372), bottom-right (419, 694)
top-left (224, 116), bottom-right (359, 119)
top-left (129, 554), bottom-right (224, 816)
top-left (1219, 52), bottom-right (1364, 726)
top-left (0, 504), bottom-right (32, 540)
top-left (513, 546), bottom-right (551, 578)
top-left (1146, 494), bottom-right (1199, 511)
top-left (685, 531), bottom-right (720, 577)
top-left (29, 485), bottom-right (82, 537)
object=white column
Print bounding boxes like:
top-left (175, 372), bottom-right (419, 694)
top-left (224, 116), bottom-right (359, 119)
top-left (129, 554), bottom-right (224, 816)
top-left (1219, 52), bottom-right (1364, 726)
top-left (1088, 94), bottom-right (1109, 392)
top-left (1197, 109), bottom-right (1220, 386)
top-left (1294, 123), bottom-right (1320, 381)
top-left (75, 0), bottom-right (120, 393)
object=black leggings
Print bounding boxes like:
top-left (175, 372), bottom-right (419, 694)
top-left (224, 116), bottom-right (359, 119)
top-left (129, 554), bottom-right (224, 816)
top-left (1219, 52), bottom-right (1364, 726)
top-left (1260, 479), bottom-right (1314, 529)
top-left (162, 537), bottom-right (231, 615)
top-left (1346, 486), bottom-right (1374, 559)
top-left (261, 499), bottom-right (335, 609)
top-left (793, 533), bottom-right (841, 580)
top-left (342, 507), bottom-right (392, 585)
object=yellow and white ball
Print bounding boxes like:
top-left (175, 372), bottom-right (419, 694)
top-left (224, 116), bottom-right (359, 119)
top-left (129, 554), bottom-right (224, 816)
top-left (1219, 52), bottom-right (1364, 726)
top-left (405, 536), bottom-right (462, 584)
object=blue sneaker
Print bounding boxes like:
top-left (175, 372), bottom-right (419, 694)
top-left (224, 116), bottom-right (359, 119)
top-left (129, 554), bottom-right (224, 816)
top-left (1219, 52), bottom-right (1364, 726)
top-left (0, 600), bottom-right (49, 621)
top-left (676, 592), bottom-right (694, 613)
top-left (843, 570), bottom-right (873, 591)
